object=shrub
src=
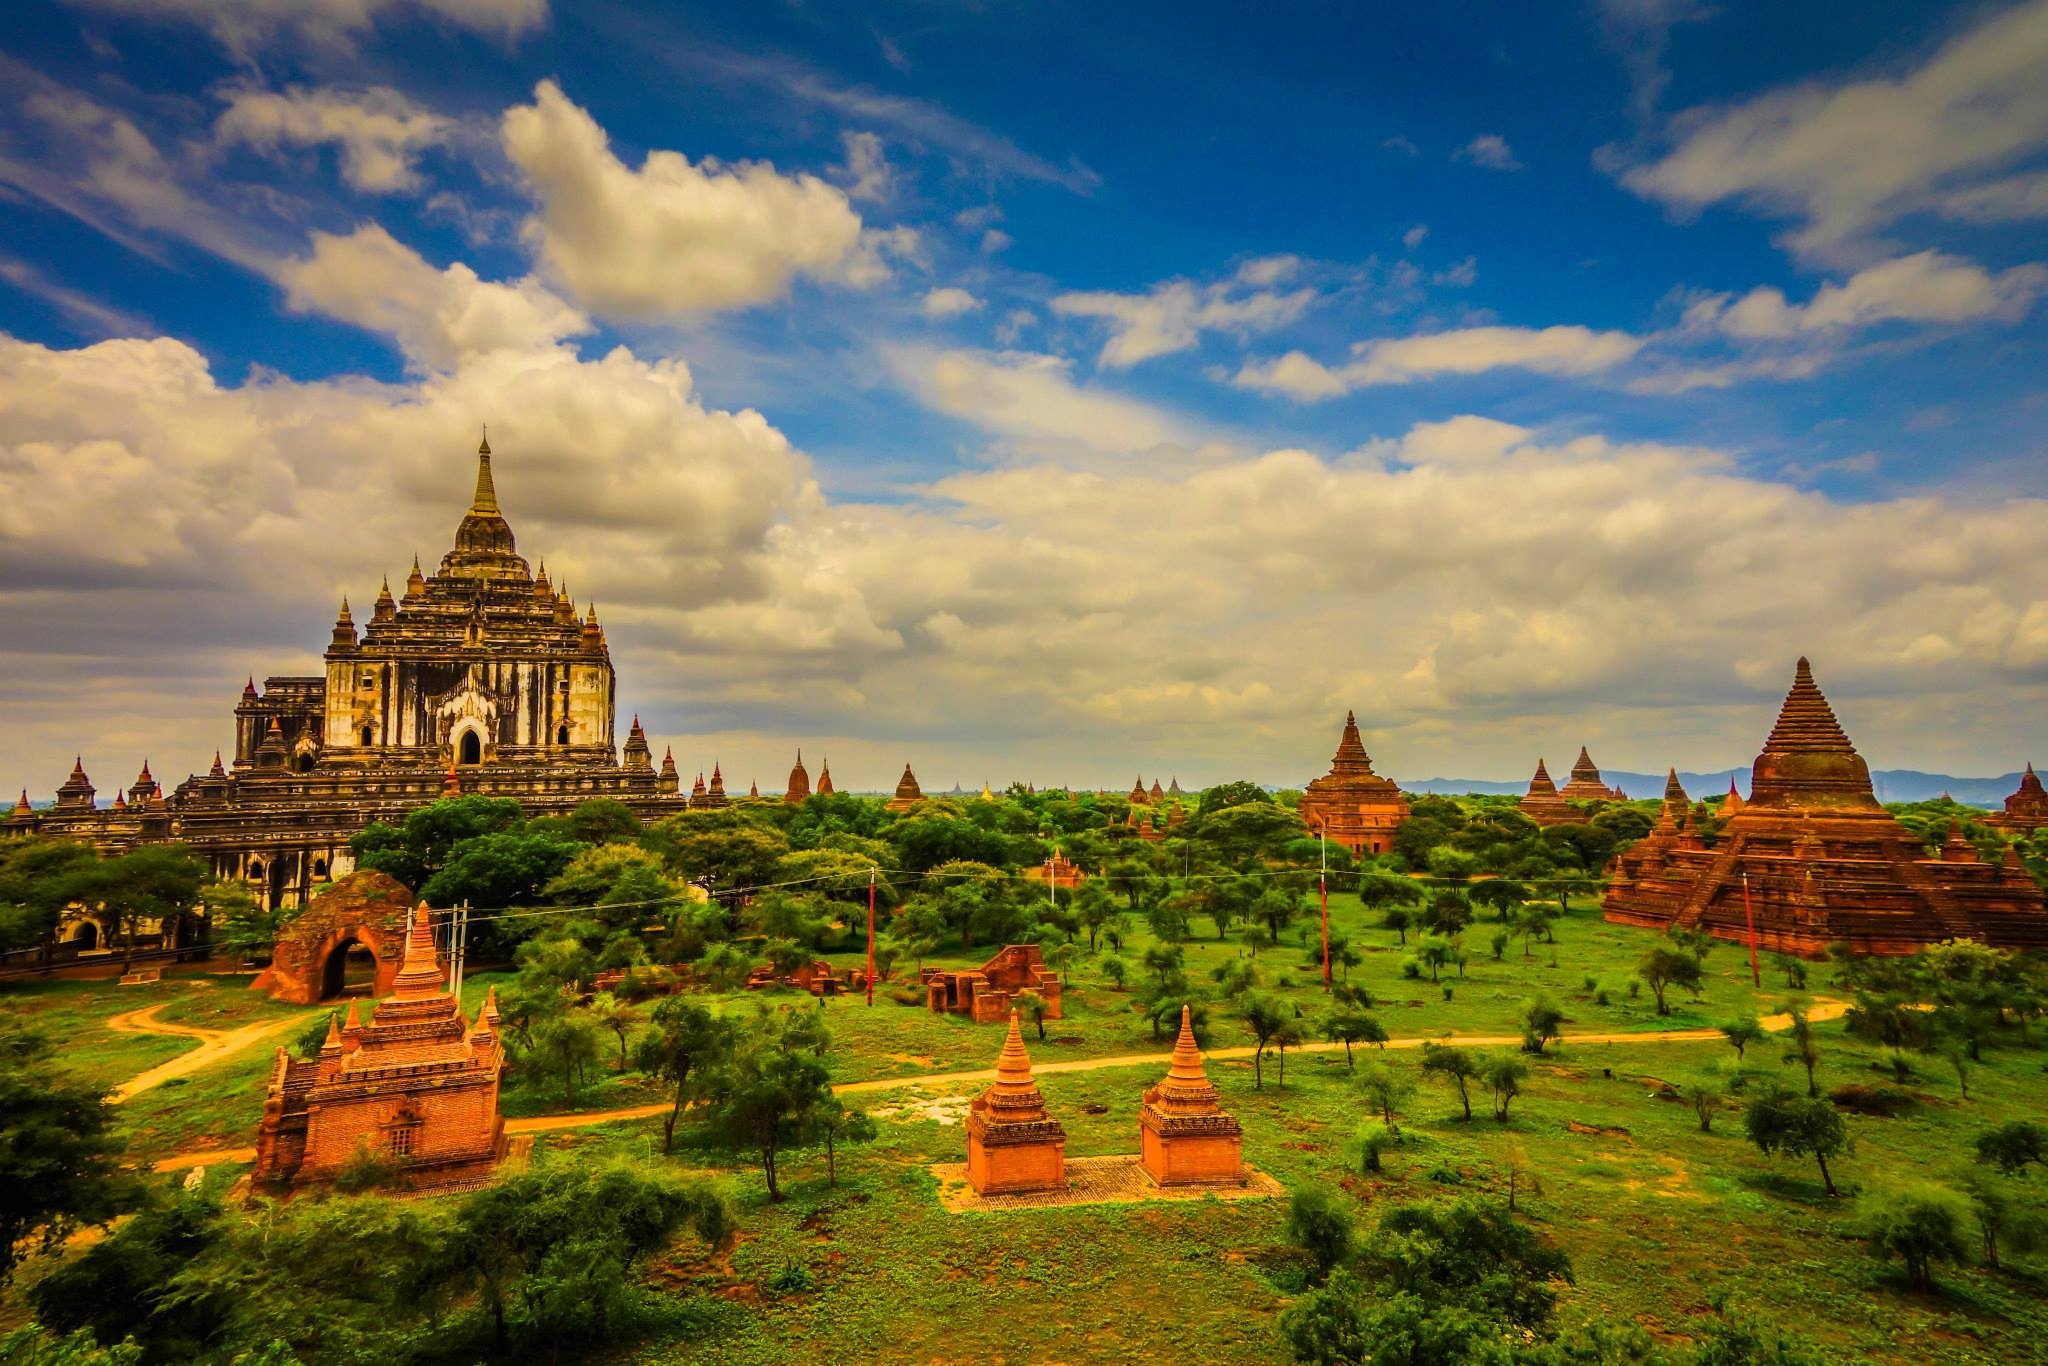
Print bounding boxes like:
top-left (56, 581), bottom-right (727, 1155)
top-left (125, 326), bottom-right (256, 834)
top-left (1858, 1185), bottom-right (1969, 1292)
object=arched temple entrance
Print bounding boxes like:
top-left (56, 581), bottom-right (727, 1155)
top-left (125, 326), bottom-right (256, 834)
top-left (317, 936), bottom-right (382, 1001)
top-left (251, 870), bottom-right (423, 1005)
top-left (68, 921), bottom-right (99, 950)
top-left (459, 730), bottom-right (482, 766)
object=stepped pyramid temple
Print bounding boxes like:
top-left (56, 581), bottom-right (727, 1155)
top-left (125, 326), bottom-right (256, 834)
top-left (886, 763), bottom-right (925, 813)
top-left (1604, 659), bottom-right (2048, 956)
top-left (1557, 747), bottom-right (1625, 801)
top-left (254, 905), bottom-right (506, 1192)
top-left (1517, 759), bottom-right (1577, 827)
top-left (1989, 764), bottom-right (2048, 834)
top-left (6, 438), bottom-right (688, 909)
top-left (965, 1010), bottom-right (1067, 1194)
top-left (1139, 1005), bottom-right (1244, 1186)
top-left (1298, 711), bottom-right (1411, 855)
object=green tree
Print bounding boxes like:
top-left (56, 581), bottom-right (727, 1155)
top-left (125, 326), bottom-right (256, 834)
top-left (1357, 1060), bottom-right (1415, 1136)
top-left (1519, 995), bottom-right (1565, 1055)
top-left (1242, 994), bottom-right (1289, 1090)
top-left (0, 1025), bottom-right (135, 1285)
top-left (29, 1190), bottom-right (225, 1359)
top-left (446, 1164), bottom-right (732, 1353)
top-left (1857, 1185), bottom-right (1969, 1292)
top-left (527, 1011), bottom-right (603, 1105)
top-left (0, 841), bottom-right (100, 952)
top-left (588, 991), bottom-right (641, 1071)
top-left (1284, 1186), bottom-right (1354, 1285)
top-left (702, 1006), bottom-right (834, 1200)
top-left (1638, 944), bottom-right (1703, 1016)
top-left (1421, 1042), bottom-right (1478, 1122)
top-left (1720, 1015), bottom-right (1766, 1062)
top-left (814, 1103), bottom-right (878, 1187)
top-left (350, 795), bottom-right (524, 890)
top-left (1196, 780), bottom-right (1273, 817)
top-left (1484, 1054), bottom-right (1529, 1121)
top-left (1744, 1087), bottom-right (1847, 1196)
top-left (1975, 1120), bottom-right (2047, 1176)
top-left (650, 811), bottom-right (792, 894)
top-left (1688, 1079), bottom-right (1723, 1134)
top-left (1782, 1005), bottom-right (1823, 1097)
top-left (633, 998), bottom-right (733, 1154)
top-left (1322, 1010), bottom-right (1387, 1067)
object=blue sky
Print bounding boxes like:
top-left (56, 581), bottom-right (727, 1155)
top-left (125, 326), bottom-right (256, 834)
top-left (1, 0), bottom-right (2045, 795)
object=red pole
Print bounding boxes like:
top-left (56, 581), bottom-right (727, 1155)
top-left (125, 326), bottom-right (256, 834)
top-left (1319, 832), bottom-right (1331, 992)
top-left (1741, 871), bottom-right (1761, 988)
top-left (865, 866), bottom-right (876, 1006)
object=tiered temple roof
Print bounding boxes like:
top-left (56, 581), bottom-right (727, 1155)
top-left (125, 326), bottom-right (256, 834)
top-left (1604, 659), bottom-right (2048, 956)
top-left (1555, 747), bottom-right (1611, 801)
top-left (254, 905), bottom-right (506, 1191)
top-left (784, 751), bottom-right (811, 804)
top-left (1989, 763), bottom-right (2048, 834)
top-left (886, 762), bottom-right (925, 813)
top-left (1517, 759), bottom-right (1577, 827)
top-left (1297, 711), bottom-right (1411, 856)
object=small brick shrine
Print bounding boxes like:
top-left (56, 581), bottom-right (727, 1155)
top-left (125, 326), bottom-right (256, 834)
top-left (1139, 1004), bottom-right (1244, 1187)
top-left (965, 1010), bottom-right (1067, 1195)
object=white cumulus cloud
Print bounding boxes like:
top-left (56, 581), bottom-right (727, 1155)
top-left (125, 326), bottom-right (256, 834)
top-left (1052, 256), bottom-right (1315, 368)
top-left (1235, 326), bottom-right (1645, 401)
top-left (212, 84), bottom-right (454, 194)
top-left (501, 80), bottom-right (877, 319)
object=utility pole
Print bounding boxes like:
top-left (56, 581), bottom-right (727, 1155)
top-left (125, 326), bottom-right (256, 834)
top-left (865, 866), bottom-right (876, 1006)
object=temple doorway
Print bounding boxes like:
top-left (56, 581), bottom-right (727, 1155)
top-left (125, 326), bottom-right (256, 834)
top-left (69, 921), bottom-right (99, 950)
top-left (319, 938), bottom-right (380, 1001)
top-left (459, 731), bottom-right (482, 765)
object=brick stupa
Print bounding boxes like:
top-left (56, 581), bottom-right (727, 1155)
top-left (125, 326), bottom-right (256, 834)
top-left (1604, 659), bottom-right (2048, 956)
top-left (254, 904), bottom-right (506, 1191)
top-left (1556, 747), bottom-right (1615, 802)
top-left (1517, 759), bottom-right (1577, 827)
top-left (1139, 1005), bottom-right (1244, 1186)
top-left (886, 762), bottom-right (925, 813)
top-left (965, 1010), bottom-right (1067, 1194)
top-left (1298, 711), bottom-right (1411, 856)
top-left (1989, 763), bottom-right (2048, 834)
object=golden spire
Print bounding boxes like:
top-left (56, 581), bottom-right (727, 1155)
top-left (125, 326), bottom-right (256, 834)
top-left (1167, 1004), bottom-right (1207, 1083)
top-left (470, 431), bottom-right (500, 514)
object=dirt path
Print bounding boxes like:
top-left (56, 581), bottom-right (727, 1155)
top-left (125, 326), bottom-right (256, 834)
top-left (107, 1001), bottom-right (315, 1105)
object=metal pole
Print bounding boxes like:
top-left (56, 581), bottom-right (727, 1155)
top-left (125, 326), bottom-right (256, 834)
top-left (865, 867), bottom-right (876, 1006)
top-left (1741, 872), bottom-right (1761, 988)
top-left (1320, 831), bottom-right (1331, 992)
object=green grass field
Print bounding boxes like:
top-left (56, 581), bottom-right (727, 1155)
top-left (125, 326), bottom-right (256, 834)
top-left (6, 898), bottom-right (2046, 1364)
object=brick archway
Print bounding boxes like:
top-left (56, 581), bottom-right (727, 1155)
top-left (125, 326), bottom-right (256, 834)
top-left (252, 870), bottom-right (420, 1005)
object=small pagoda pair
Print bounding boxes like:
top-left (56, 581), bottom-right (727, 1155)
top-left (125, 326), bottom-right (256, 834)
top-left (965, 1005), bottom-right (1242, 1194)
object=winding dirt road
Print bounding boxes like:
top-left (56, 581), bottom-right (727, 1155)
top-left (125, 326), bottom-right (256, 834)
top-left (143, 998), bottom-right (1848, 1173)
top-left (106, 1002), bottom-right (315, 1104)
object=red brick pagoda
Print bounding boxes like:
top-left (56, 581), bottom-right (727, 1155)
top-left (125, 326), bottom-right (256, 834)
top-left (1603, 659), bottom-right (2048, 956)
top-left (965, 1011), bottom-right (1066, 1194)
top-left (1517, 759), bottom-right (1577, 827)
top-left (1989, 764), bottom-right (2048, 834)
top-left (1556, 747), bottom-right (1615, 802)
top-left (254, 905), bottom-right (506, 1191)
top-left (1298, 711), bottom-right (1411, 855)
top-left (886, 762), bottom-right (925, 813)
top-left (1139, 1005), bottom-right (1244, 1187)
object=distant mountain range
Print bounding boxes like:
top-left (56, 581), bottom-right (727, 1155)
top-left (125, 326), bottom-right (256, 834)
top-left (1396, 770), bottom-right (2027, 807)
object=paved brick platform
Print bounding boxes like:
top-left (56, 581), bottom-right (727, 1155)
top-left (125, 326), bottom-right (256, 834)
top-left (930, 1153), bottom-right (1282, 1213)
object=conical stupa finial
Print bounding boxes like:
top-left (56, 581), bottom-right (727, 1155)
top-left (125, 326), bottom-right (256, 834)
top-left (470, 433), bottom-right (499, 514)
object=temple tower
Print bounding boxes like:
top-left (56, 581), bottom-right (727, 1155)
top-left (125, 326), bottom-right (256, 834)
top-left (1139, 1004), bottom-right (1244, 1186)
top-left (965, 1011), bottom-right (1067, 1194)
top-left (1517, 759), bottom-right (1575, 827)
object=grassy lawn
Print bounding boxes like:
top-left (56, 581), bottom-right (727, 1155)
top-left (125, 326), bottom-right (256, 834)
top-left (14, 903), bottom-right (2046, 1364)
